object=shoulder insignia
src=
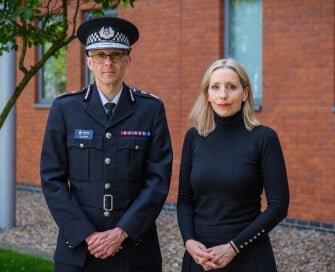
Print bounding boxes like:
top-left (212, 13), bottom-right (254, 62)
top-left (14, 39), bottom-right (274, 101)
top-left (56, 89), bottom-right (85, 100)
top-left (149, 93), bottom-right (160, 99)
top-left (131, 88), bottom-right (160, 100)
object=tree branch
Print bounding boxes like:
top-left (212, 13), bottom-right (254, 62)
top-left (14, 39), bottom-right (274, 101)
top-left (0, 0), bottom-right (136, 130)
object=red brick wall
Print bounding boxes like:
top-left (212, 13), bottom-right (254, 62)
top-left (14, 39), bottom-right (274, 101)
top-left (262, 0), bottom-right (335, 224)
top-left (16, 0), bottom-right (335, 225)
top-left (120, 0), bottom-right (224, 203)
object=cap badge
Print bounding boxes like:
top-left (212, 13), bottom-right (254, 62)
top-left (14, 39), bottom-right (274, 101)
top-left (99, 26), bottom-right (115, 40)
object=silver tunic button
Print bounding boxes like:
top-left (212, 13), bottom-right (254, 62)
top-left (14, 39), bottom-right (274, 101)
top-left (105, 132), bottom-right (112, 139)
top-left (79, 143), bottom-right (84, 148)
top-left (105, 157), bottom-right (111, 165)
top-left (105, 183), bottom-right (111, 190)
top-left (104, 211), bottom-right (110, 217)
top-left (134, 145), bottom-right (140, 150)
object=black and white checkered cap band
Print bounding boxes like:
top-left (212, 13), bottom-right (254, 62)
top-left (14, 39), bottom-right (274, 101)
top-left (86, 30), bottom-right (130, 51)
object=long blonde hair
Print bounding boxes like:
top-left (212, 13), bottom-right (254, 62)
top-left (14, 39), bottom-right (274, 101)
top-left (189, 58), bottom-right (261, 136)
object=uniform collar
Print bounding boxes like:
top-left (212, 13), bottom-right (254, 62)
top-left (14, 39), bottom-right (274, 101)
top-left (85, 84), bottom-right (134, 128)
top-left (97, 86), bottom-right (122, 108)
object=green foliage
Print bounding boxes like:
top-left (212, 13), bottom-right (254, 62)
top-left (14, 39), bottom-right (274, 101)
top-left (0, 248), bottom-right (54, 272)
top-left (0, 0), bottom-right (135, 130)
top-left (0, 0), bottom-right (135, 55)
top-left (0, 0), bottom-right (43, 54)
top-left (83, 0), bottom-right (135, 10)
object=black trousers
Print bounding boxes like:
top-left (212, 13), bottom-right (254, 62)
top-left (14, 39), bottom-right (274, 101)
top-left (54, 251), bottom-right (162, 272)
top-left (55, 250), bottom-right (128, 272)
top-left (181, 236), bottom-right (277, 272)
top-left (55, 262), bottom-right (161, 272)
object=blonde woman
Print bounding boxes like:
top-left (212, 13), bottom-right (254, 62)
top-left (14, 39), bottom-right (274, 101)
top-left (177, 58), bottom-right (289, 271)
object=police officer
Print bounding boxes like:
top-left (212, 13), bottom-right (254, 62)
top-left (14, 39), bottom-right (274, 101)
top-left (40, 16), bottom-right (173, 272)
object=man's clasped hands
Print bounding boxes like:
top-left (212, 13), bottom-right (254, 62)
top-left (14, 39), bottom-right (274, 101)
top-left (85, 227), bottom-right (128, 259)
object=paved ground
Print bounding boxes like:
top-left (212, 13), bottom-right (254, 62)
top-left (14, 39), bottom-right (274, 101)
top-left (0, 190), bottom-right (334, 271)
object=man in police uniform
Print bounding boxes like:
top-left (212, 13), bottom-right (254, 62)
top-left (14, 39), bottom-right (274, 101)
top-left (40, 16), bottom-right (173, 272)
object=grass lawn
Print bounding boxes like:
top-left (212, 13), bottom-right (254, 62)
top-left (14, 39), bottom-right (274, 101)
top-left (0, 248), bottom-right (54, 272)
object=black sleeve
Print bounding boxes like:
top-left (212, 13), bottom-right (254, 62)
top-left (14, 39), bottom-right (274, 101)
top-left (232, 127), bottom-right (290, 252)
top-left (177, 128), bottom-right (197, 244)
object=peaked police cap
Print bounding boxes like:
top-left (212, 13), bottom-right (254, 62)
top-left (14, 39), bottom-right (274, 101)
top-left (77, 17), bottom-right (139, 52)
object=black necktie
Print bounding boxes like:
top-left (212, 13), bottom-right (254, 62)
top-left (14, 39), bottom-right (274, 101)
top-left (105, 102), bottom-right (116, 120)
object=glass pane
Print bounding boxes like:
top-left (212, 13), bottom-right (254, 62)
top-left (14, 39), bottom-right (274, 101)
top-left (229, 0), bottom-right (262, 100)
top-left (39, 15), bottom-right (67, 103)
top-left (42, 42), bottom-right (67, 100)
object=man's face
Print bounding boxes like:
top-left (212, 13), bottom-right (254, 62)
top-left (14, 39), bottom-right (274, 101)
top-left (86, 49), bottom-right (130, 88)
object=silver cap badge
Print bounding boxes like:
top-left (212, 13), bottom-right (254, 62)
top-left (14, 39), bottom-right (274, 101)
top-left (99, 27), bottom-right (115, 40)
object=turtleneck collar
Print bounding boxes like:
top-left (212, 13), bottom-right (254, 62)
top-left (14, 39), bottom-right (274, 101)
top-left (214, 109), bottom-right (244, 131)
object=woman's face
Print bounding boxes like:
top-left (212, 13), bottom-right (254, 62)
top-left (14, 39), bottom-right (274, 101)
top-left (208, 67), bottom-right (248, 117)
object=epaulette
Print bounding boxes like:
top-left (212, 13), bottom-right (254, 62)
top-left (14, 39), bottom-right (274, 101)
top-left (56, 89), bottom-right (85, 100)
top-left (131, 88), bottom-right (160, 100)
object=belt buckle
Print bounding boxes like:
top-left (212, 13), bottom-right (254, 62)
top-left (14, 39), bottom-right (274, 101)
top-left (103, 194), bottom-right (113, 212)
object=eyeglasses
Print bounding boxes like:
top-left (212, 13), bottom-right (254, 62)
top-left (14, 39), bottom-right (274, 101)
top-left (88, 52), bottom-right (128, 64)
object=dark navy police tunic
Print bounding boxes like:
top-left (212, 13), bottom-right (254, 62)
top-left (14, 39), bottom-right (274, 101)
top-left (40, 83), bottom-right (173, 272)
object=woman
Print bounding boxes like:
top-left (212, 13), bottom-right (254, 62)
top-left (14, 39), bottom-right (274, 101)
top-left (177, 58), bottom-right (289, 271)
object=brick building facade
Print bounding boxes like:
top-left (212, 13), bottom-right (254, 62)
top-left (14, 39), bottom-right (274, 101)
top-left (15, 0), bottom-right (335, 231)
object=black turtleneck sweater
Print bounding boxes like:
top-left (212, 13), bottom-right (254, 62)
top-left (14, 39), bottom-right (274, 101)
top-left (177, 110), bottom-right (289, 253)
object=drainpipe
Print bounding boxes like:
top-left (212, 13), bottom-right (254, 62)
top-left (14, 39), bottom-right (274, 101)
top-left (0, 48), bottom-right (17, 228)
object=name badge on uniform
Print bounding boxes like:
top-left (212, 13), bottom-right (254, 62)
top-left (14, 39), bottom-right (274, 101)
top-left (74, 129), bottom-right (94, 139)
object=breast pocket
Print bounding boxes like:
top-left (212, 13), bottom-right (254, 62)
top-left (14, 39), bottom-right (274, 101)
top-left (67, 135), bottom-right (103, 181)
top-left (117, 137), bottom-right (150, 180)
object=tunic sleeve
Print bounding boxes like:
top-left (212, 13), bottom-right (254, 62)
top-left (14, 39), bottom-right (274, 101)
top-left (40, 99), bottom-right (96, 249)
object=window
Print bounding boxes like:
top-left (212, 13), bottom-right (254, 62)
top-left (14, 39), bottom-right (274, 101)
top-left (225, 0), bottom-right (262, 110)
top-left (38, 16), bottom-right (67, 105)
top-left (84, 9), bottom-right (118, 86)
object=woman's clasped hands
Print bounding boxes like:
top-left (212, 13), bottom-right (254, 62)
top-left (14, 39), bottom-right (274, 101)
top-left (185, 239), bottom-right (237, 271)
